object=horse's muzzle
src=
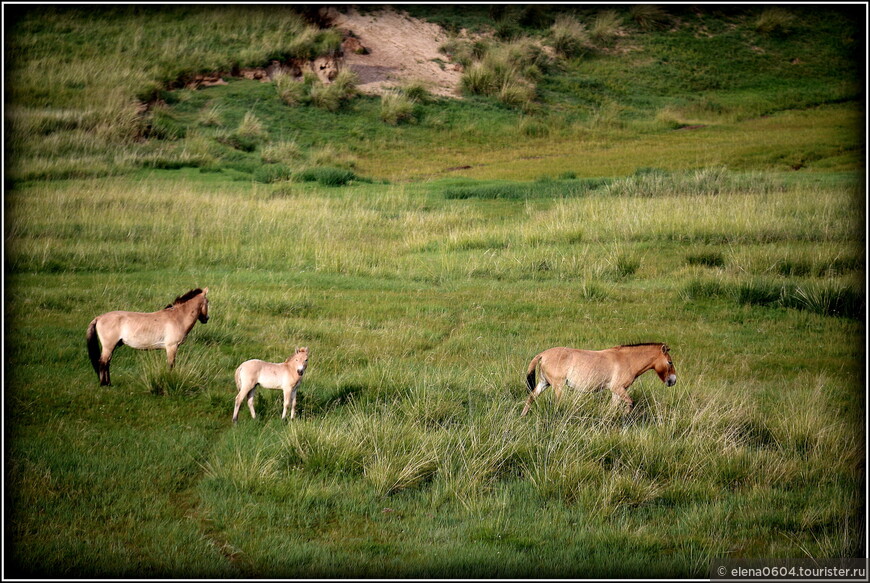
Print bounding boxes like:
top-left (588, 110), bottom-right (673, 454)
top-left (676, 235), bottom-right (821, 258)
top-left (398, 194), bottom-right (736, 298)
top-left (666, 375), bottom-right (677, 387)
top-left (200, 315), bottom-right (210, 323)
top-left (297, 367), bottom-right (306, 376)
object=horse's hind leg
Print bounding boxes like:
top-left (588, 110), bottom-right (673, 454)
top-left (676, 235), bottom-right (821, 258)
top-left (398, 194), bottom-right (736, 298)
top-left (99, 345), bottom-right (117, 386)
top-left (232, 390), bottom-right (244, 423)
top-left (246, 387), bottom-right (257, 420)
top-left (232, 384), bottom-right (256, 423)
top-left (521, 378), bottom-right (550, 417)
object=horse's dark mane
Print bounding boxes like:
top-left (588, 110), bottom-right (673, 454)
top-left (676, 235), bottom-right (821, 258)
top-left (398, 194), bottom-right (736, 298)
top-left (165, 288), bottom-right (203, 309)
top-left (616, 342), bottom-right (663, 348)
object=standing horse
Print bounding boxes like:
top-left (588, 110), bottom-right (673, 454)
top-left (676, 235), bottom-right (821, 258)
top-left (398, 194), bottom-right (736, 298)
top-left (521, 343), bottom-right (676, 416)
top-left (233, 347), bottom-right (310, 423)
top-left (86, 288), bottom-right (210, 386)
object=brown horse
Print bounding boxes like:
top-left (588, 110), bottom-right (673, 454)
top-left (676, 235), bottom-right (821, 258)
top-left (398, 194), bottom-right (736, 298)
top-left (86, 288), bottom-right (210, 386)
top-left (522, 343), bottom-right (676, 416)
top-left (233, 347), bottom-right (310, 422)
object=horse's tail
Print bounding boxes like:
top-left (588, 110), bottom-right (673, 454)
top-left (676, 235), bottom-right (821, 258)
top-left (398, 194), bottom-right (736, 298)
top-left (86, 318), bottom-right (101, 375)
top-left (526, 353), bottom-right (543, 393)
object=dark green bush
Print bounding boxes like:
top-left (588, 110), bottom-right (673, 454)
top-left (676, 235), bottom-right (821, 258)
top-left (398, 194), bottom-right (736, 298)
top-left (253, 164), bottom-right (294, 183)
top-left (296, 166), bottom-right (357, 186)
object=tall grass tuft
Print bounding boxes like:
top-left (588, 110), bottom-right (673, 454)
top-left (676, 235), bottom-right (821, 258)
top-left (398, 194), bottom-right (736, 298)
top-left (379, 91), bottom-right (417, 126)
top-left (137, 352), bottom-right (210, 397)
top-left (550, 15), bottom-right (590, 58)
top-left (755, 7), bottom-right (796, 37)
top-left (295, 166), bottom-right (358, 187)
top-left (589, 10), bottom-right (622, 48)
top-left (197, 103), bottom-right (224, 127)
top-left (629, 5), bottom-right (671, 32)
top-left (790, 281), bottom-right (864, 319)
top-left (460, 39), bottom-right (547, 109)
top-left (399, 81), bottom-right (432, 104)
top-left (274, 71), bottom-right (310, 107)
top-left (310, 69), bottom-right (359, 111)
top-left (260, 140), bottom-right (303, 165)
top-left (236, 112), bottom-right (267, 140)
top-left (602, 166), bottom-right (784, 198)
top-left (683, 276), bottom-right (863, 320)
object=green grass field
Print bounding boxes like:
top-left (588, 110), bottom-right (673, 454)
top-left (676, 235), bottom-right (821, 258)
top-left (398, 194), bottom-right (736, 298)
top-left (5, 4), bottom-right (865, 578)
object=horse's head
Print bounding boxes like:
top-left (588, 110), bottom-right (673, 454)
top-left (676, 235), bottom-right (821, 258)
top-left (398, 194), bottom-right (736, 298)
top-left (654, 344), bottom-right (676, 387)
top-left (288, 346), bottom-right (309, 376)
top-left (197, 287), bottom-right (210, 323)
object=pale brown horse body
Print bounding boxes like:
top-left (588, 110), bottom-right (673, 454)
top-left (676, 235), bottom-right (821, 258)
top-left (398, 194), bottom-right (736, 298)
top-left (86, 288), bottom-right (210, 385)
top-left (522, 343), bottom-right (676, 416)
top-left (233, 347), bottom-right (309, 422)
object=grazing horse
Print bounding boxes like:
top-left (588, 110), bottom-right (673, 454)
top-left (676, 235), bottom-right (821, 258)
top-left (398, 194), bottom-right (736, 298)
top-left (522, 343), bottom-right (676, 416)
top-left (86, 288), bottom-right (210, 386)
top-left (233, 347), bottom-right (310, 423)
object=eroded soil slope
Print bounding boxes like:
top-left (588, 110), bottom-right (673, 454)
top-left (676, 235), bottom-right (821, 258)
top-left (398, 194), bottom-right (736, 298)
top-left (328, 7), bottom-right (464, 97)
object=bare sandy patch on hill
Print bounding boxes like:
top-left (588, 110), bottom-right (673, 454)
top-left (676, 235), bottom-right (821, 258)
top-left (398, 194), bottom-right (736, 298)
top-left (327, 7), bottom-right (465, 98)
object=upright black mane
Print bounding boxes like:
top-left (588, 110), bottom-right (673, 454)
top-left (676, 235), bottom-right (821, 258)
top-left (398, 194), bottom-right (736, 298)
top-left (616, 342), bottom-right (663, 348)
top-left (165, 288), bottom-right (203, 309)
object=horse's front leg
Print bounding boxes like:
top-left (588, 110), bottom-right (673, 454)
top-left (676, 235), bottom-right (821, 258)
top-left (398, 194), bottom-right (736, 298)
top-left (281, 389), bottom-right (294, 420)
top-left (289, 385), bottom-right (299, 420)
top-left (165, 343), bottom-right (178, 369)
top-left (610, 386), bottom-right (634, 411)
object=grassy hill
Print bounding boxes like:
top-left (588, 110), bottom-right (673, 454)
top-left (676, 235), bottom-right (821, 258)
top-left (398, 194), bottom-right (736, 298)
top-left (5, 4), bottom-right (865, 578)
top-left (5, 4), bottom-right (863, 183)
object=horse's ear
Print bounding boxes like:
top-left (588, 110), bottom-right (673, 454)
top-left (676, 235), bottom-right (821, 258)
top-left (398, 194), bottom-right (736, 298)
top-left (202, 287), bottom-right (209, 295)
top-left (661, 344), bottom-right (670, 354)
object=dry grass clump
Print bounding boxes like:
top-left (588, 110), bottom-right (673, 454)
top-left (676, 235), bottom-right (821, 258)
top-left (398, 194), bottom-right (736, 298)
top-left (629, 5), bottom-right (671, 32)
top-left (755, 7), bottom-right (796, 36)
top-left (550, 15), bottom-right (590, 58)
top-left (274, 69), bottom-right (359, 111)
top-left (460, 38), bottom-right (547, 111)
top-left (589, 10), bottom-right (623, 47)
top-left (379, 91), bottom-right (417, 126)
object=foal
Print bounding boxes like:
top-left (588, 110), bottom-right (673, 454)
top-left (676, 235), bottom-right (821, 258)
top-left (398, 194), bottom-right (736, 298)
top-left (233, 347), bottom-right (310, 422)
